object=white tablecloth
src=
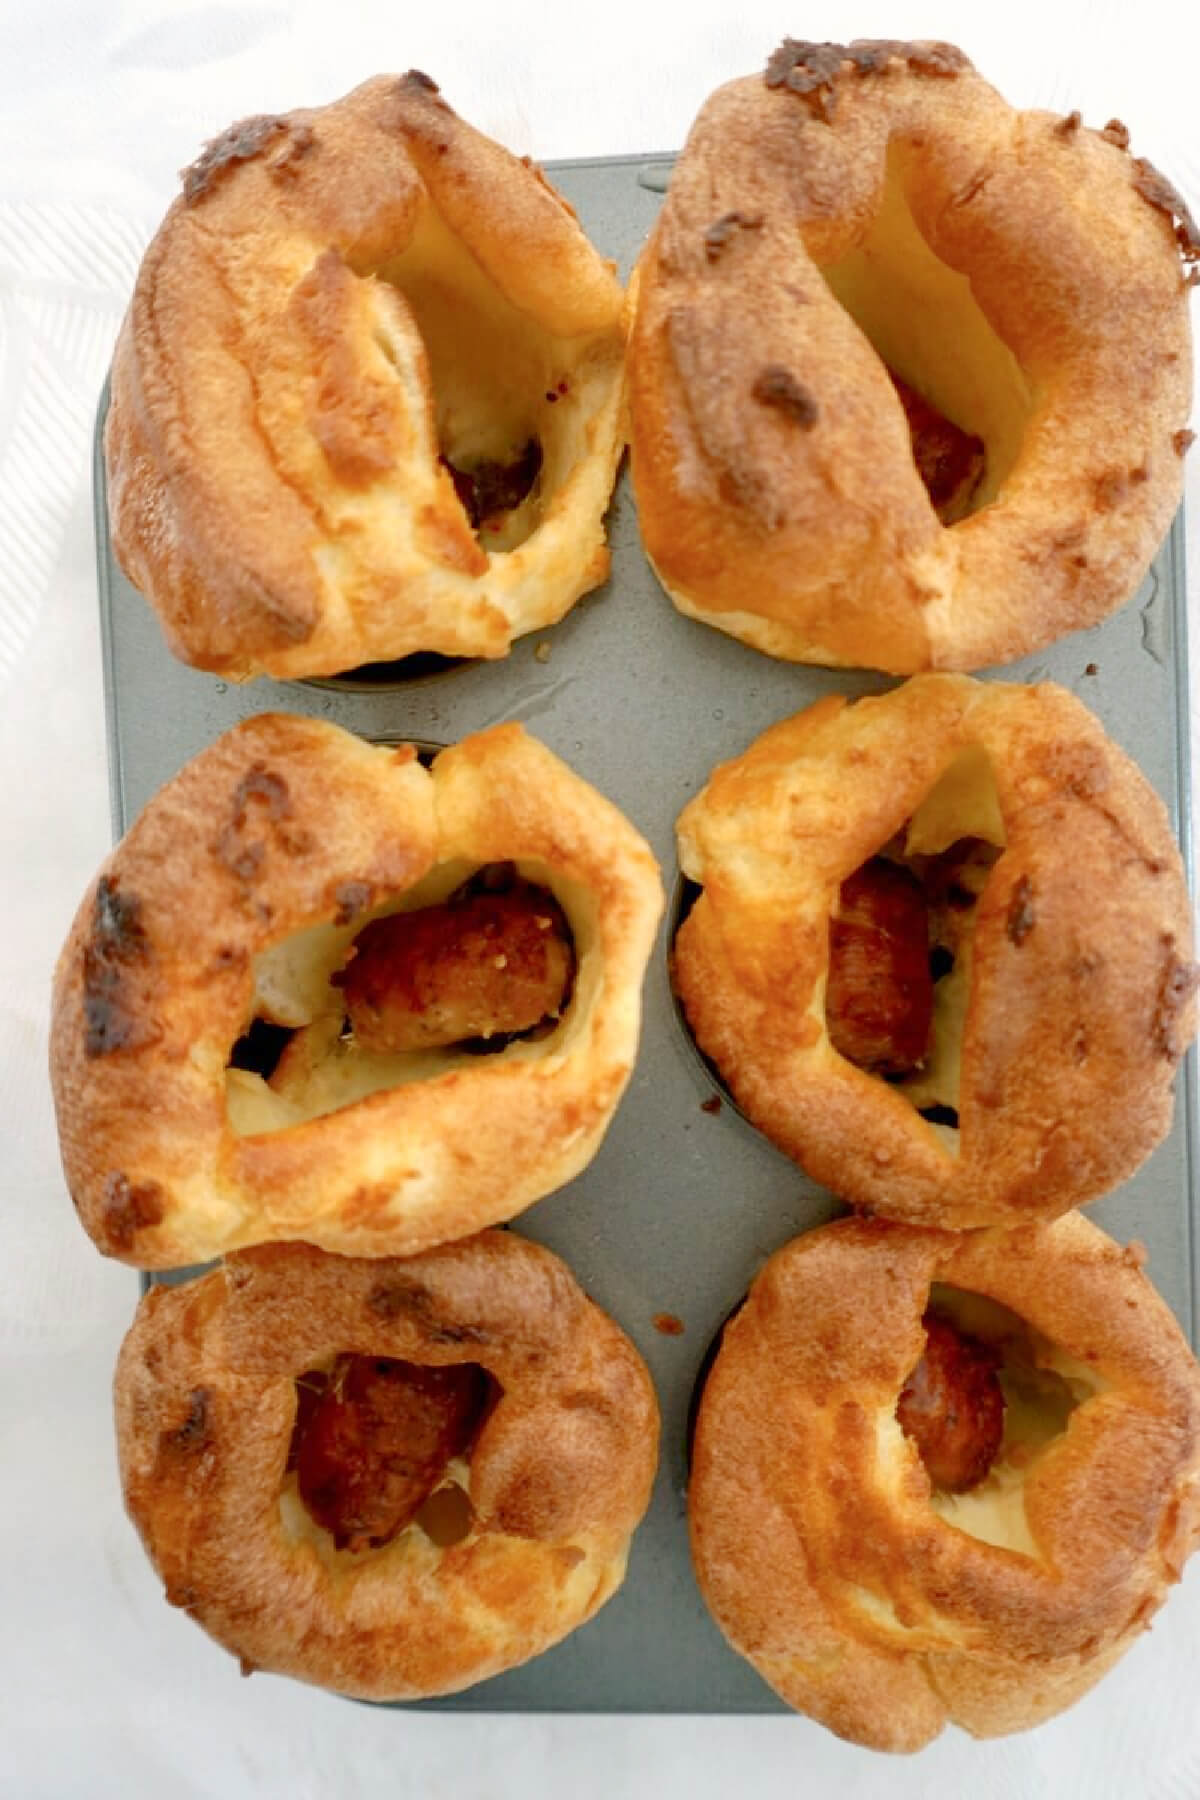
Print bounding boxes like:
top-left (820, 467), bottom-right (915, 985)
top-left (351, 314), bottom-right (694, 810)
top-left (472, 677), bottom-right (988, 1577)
top-left (4, 5), bottom-right (1200, 1795)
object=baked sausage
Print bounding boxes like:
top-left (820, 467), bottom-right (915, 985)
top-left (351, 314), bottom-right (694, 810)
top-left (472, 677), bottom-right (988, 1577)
top-left (442, 442), bottom-right (544, 535)
top-left (889, 374), bottom-right (985, 525)
top-left (290, 1356), bottom-right (489, 1551)
top-left (896, 1312), bottom-right (1005, 1492)
top-left (336, 871), bottom-right (574, 1051)
top-left (826, 858), bottom-right (933, 1077)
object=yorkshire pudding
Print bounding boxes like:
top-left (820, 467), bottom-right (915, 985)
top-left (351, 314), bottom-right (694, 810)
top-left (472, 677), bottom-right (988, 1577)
top-left (115, 1232), bottom-right (659, 1698)
top-left (50, 714), bottom-right (663, 1266)
top-left (673, 675), bottom-right (1196, 1230)
top-left (689, 1211), bottom-right (1200, 1749)
top-left (628, 39), bottom-right (1197, 672)
top-left (105, 73), bottom-right (627, 679)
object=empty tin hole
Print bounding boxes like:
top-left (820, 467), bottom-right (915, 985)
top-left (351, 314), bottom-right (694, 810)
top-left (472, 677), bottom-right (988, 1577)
top-left (301, 651), bottom-right (472, 694)
top-left (227, 1017), bottom-right (294, 1081)
top-left (374, 737), bottom-right (443, 768)
top-left (685, 1297), bottom-right (746, 1473)
top-left (667, 872), bottom-right (744, 1119)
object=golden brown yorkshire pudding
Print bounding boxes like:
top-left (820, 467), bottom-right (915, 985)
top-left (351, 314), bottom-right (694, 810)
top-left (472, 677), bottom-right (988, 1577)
top-left (115, 1233), bottom-right (659, 1698)
top-left (105, 73), bottom-right (627, 679)
top-left (50, 715), bottom-right (662, 1267)
top-left (689, 1212), bottom-right (1200, 1750)
top-left (673, 675), bottom-right (1196, 1230)
top-left (628, 39), bottom-right (1197, 673)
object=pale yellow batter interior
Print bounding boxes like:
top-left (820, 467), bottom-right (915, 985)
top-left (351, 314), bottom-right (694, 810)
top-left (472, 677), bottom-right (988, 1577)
top-left (224, 858), bottom-right (594, 1137)
top-left (368, 204), bottom-right (586, 551)
top-left (821, 143), bottom-right (1034, 513)
top-left (918, 1285), bottom-right (1103, 1557)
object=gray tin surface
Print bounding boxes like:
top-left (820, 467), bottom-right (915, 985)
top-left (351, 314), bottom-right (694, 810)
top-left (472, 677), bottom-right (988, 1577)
top-left (94, 154), bottom-right (1197, 1713)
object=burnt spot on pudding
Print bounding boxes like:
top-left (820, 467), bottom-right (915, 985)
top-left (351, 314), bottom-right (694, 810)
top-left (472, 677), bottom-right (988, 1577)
top-left (751, 365), bottom-right (820, 427)
top-left (82, 877), bottom-right (160, 1059)
top-left (101, 1171), bottom-right (167, 1252)
top-left (183, 115), bottom-right (291, 202)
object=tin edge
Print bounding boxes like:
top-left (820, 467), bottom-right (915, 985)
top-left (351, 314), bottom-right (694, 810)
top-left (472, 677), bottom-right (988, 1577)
top-left (1167, 510), bottom-right (1198, 1351)
top-left (92, 375), bottom-right (127, 846)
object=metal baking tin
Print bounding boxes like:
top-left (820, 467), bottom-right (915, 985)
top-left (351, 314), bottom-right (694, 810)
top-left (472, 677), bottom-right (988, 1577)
top-left (93, 153), bottom-right (1197, 1713)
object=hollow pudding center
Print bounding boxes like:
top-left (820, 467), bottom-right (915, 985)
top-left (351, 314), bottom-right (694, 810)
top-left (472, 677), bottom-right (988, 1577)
top-left (369, 205), bottom-right (568, 552)
top-left (887, 372), bottom-right (984, 525)
top-left (825, 746), bottom-right (1005, 1139)
top-left (896, 1287), bottom-right (1100, 1554)
top-left (820, 143), bottom-right (1033, 521)
top-left (441, 439), bottom-right (544, 537)
top-left (225, 859), bottom-right (580, 1135)
top-left (287, 1354), bottom-right (490, 1553)
top-left (333, 863), bottom-right (575, 1053)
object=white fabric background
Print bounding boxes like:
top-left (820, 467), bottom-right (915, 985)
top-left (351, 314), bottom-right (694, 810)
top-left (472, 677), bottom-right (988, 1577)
top-left (3, 4), bottom-right (1199, 1795)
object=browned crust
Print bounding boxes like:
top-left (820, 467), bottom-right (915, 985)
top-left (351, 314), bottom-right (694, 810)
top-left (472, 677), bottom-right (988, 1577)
top-left (674, 675), bottom-right (1196, 1229)
top-left (690, 1212), bottom-right (1200, 1748)
top-left (628, 43), bottom-right (1194, 672)
top-left (115, 1233), bottom-right (659, 1698)
top-left (763, 39), bottom-right (973, 116)
top-left (50, 714), bottom-right (663, 1267)
top-left (105, 75), bottom-right (625, 678)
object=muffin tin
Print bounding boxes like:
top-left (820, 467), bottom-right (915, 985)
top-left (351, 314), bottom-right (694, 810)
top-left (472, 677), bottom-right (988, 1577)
top-left (93, 152), bottom-right (1197, 1712)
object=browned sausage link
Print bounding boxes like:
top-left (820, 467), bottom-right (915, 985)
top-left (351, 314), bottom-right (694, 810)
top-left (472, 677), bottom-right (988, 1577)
top-left (826, 858), bottom-right (933, 1077)
top-left (290, 1356), bottom-right (489, 1552)
top-left (896, 1313), bottom-right (1006, 1493)
top-left (888, 372), bottom-right (985, 524)
top-left (440, 438), bottom-right (543, 533)
top-left (335, 876), bottom-right (574, 1053)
